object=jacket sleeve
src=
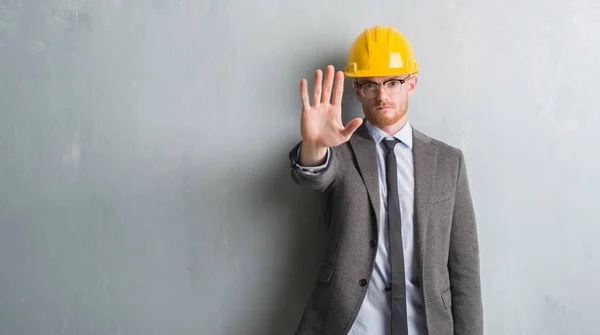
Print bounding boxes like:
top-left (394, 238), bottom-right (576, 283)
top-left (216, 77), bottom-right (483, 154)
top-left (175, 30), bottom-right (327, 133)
top-left (288, 141), bottom-right (341, 193)
top-left (448, 150), bottom-right (484, 335)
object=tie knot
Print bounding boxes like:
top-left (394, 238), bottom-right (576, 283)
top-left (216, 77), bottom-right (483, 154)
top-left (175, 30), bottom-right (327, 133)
top-left (383, 138), bottom-right (399, 151)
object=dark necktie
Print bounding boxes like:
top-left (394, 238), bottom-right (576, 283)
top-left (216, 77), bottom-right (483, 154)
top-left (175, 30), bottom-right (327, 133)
top-left (383, 138), bottom-right (409, 335)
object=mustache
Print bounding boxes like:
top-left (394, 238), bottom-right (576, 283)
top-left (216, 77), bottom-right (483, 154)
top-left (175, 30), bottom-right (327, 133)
top-left (375, 103), bottom-right (395, 108)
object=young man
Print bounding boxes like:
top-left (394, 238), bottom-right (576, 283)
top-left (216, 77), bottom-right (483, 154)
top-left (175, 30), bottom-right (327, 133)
top-left (289, 26), bottom-right (484, 335)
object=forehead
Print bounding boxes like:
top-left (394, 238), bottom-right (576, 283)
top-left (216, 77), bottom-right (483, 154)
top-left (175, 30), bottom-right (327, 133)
top-left (355, 76), bottom-right (401, 83)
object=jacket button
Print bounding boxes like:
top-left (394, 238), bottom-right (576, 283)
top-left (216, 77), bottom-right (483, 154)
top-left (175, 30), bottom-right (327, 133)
top-left (359, 279), bottom-right (367, 287)
top-left (369, 240), bottom-right (377, 248)
top-left (385, 283), bottom-right (392, 291)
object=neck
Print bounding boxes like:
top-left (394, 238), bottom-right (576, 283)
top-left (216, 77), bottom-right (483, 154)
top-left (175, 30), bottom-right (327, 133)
top-left (377, 116), bottom-right (408, 136)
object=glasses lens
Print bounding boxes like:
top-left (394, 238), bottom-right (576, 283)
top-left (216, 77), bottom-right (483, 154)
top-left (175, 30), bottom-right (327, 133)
top-left (384, 80), bottom-right (403, 95)
top-left (360, 80), bottom-right (404, 98)
top-left (361, 83), bottom-right (379, 98)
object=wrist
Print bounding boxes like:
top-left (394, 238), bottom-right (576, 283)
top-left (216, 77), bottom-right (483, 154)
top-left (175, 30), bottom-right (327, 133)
top-left (299, 142), bottom-right (328, 166)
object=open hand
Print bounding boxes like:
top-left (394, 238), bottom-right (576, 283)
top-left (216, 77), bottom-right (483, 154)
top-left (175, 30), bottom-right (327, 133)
top-left (300, 65), bottom-right (363, 150)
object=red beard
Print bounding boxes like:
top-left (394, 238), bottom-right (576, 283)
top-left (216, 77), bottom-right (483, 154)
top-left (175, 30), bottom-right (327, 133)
top-left (365, 103), bottom-right (406, 127)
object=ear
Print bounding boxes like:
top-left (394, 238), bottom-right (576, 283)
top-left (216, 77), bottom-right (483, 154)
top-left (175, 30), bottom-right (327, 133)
top-left (407, 75), bottom-right (418, 97)
top-left (353, 81), bottom-right (363, 102)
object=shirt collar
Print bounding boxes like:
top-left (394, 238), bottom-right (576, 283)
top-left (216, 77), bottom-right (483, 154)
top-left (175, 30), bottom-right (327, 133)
top-left (364, 119), bottom-right (413, 148)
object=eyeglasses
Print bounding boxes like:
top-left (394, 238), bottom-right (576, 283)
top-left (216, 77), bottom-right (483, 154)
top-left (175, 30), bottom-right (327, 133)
top-left (355, 76), bottom-right (411, 98)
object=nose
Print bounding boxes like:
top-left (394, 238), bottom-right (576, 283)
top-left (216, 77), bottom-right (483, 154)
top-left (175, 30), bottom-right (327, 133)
top-left (377, 84), bottom-right (388, 100)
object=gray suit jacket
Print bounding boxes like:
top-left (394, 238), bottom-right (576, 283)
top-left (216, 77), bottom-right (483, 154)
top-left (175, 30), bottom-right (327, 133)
top-left (289, 122), bottom-right (483, 335)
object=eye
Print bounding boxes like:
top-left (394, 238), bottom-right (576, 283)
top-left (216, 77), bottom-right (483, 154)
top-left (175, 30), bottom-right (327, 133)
top-left (387, 80), bottom-right (401, 87)
top-left (363, 83), bottom-right (378, 90)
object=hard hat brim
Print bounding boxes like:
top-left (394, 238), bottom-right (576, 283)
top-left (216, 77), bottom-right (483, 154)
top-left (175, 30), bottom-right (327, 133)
top-left (344, 68), bottom-right (420, 78)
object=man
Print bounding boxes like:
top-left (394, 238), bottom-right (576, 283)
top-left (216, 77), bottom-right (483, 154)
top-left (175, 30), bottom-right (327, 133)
top-left (288, 26), bottom-right (483, 335)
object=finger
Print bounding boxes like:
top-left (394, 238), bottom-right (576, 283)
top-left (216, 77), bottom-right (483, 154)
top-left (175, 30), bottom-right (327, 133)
top-left (313, 69), bottom-right (322, 106)
top-left (321, 65), bottom-right (334, 104)
top-left (341, 118), bottom-right (363, 139)
top-left (331, 70), bottom-right (344, 106)
top-left (300, 79), bottom-right (310, 110)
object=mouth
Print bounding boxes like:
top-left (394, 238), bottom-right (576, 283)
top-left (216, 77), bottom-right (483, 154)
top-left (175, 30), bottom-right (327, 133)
top-left (376, 106), bottom-right (393, 111)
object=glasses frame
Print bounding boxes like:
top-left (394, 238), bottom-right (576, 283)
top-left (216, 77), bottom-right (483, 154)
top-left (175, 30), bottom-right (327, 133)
top-left (354, 75), bottom-right (412, 98)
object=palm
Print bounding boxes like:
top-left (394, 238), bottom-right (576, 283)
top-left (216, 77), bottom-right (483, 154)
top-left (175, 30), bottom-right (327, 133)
top-left (300, 65), bottom-right (362, 148)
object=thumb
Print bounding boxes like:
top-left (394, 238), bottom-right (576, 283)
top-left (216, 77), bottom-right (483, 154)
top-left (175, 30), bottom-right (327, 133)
top-left (341, 118), bottom-right (363, 139)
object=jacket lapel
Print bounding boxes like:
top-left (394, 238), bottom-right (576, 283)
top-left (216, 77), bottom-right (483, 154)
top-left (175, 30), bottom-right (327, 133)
top-left (349, 122), bottom-right (381, 231)
top-left (347, 123), bottom-right (438, 266)
top-left (412, 128), bottom-right (438, 279)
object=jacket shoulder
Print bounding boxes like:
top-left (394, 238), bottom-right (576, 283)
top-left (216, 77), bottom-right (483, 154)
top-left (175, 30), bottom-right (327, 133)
top-left (412, 127), bottom-right (463, 158)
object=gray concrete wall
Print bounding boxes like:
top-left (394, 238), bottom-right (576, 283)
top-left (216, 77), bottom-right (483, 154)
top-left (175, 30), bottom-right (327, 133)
top-left (1, 0), bottom-right (599, 334)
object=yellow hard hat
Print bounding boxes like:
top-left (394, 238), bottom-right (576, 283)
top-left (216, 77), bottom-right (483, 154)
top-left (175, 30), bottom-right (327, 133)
top-left (344, 25), bottom-right (420, 78)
